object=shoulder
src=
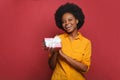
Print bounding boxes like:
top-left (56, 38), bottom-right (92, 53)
top-left (81, 35), bottom-right (91, 45)
top-left (58, 33), bottom-right (66, 39)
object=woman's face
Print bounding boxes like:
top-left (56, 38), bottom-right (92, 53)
top-left (62, 13), bottom-right (78, 33)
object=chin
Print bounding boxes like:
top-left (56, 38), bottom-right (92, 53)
top-left (64, 29), bottom-right (73, 34)
top-left (66, 31), bottom-right (72, 34)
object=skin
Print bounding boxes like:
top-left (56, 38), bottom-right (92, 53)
top-left (48, 12), bottom-right (88, 72)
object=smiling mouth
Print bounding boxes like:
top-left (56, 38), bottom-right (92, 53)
top-left (65, 25), bottom-right (71, 30)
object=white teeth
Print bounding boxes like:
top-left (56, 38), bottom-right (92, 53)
top-left (66, 24), bottom-right (71, 28)
top-left (65, 24), bottom-right (71, 30)
top-left (65, 26), bottom-right (71, 30)
top-left (66, 26), bottom-right (70, 28)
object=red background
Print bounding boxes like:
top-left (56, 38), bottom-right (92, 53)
top-left (0, 0), bottom-right (120, 80)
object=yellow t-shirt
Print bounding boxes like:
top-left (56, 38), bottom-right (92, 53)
top-left (51, 32), bottom-right (92, 80)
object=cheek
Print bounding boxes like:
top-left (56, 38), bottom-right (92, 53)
top-left (62, 23), bottom-right (65, 28)
top-left (73, 21), bottom-right (78, 26)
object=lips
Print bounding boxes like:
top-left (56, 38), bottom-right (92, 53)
top-left (65, 24), bottom-right (71, 31)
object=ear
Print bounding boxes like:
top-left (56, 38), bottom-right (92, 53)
top-left (76, 19), bottom-right (79, 24)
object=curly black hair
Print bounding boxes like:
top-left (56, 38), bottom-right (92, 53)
top-left (55, 2), bottom-right (85, 30)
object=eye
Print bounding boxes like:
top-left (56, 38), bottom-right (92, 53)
top-left (62, 20), bottom-right (66, 23)
top-left (62, 18), bottom-right (73, 24)
top-left (68, 18), bottom-right (73, 21)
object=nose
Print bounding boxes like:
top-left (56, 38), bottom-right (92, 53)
top-left (64, 21), bottom-right (71, 27)
top-left (65, 20), bottom-right (69, 25)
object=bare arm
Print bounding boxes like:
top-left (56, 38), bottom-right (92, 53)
top-left (48, 49), bottom-right (59, 70)
top-left (42, 41), bottom-right (59, 70)
top-left (59, 50), bottom-right (88, 72)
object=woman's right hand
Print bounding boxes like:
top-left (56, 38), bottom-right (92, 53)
top-left (42, 40), bottom-right (48, 50)
top-left (49, 48), bottom-right (60, 55)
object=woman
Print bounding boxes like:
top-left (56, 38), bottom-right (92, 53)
top-left (48, 2), bottom-right (92, 80)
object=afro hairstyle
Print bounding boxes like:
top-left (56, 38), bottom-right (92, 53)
top-left (55, 2), bottom-right (85, 30)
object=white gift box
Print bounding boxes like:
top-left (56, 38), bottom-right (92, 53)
top-left (44, 36), bottom-right (61, 48)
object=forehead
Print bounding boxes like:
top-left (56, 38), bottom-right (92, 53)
top-left (62, 12), bottom-right (75, 19)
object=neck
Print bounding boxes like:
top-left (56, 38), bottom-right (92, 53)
top-left (69, 30), bottom-right (78, 40)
